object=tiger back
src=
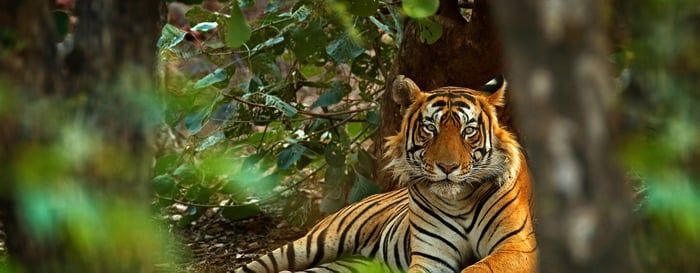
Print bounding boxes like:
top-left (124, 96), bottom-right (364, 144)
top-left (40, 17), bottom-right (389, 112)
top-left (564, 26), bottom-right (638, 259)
top-left (235, 75), bottom-right (536, 273)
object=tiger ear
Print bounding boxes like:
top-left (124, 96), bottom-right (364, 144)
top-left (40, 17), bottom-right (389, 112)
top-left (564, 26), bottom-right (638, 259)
top-left (479, 74), bottom-right (507, 107)
top-left (392, 75), bottom-right (422, 107)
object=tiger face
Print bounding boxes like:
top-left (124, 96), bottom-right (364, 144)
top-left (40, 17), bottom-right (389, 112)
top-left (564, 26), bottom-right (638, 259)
top-left (385, 75), bottom-right (521, 197)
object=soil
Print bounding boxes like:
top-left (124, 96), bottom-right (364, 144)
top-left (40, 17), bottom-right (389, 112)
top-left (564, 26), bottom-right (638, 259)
top-left (163, 213), bottom-right (309, 273)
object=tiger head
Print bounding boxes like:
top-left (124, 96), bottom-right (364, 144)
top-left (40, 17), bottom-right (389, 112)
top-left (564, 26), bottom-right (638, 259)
top-left (384, 75), bottom-right (521, 196)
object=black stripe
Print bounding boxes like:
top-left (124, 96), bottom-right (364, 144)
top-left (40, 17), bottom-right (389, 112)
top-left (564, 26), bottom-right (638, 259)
top-left (356, 190), bottom-right (407, 256)
top-left (402, 227), bottom-right (411, 268)
top-left (259, 253), bottom-right (272, 272)
top-left (411, 188), bottom-right (465, 238)
top-left (407, 145), bottom-right (423, 155)
top-left (465, 184), bottom-right (500, 233)
top-left (310, 230), bottom-right (326, 267)
top-left (476, 188), bottom-right (512, 227)
top-left (337, 201), bottom-right (380, 257)
top-left (427, 93), bottom-right (476, 104)
top-left (451, 100), bottom-right (470, 109)
top-left (335, 259), bottom-right (360, 273)
top-left (241, 265), bottom-right (255, 273)
top-left (477, 189), bottom-right (521, 252)
top-left (410, 221), bottom-right (460, 253)
top-left (487, 216), bottom-right (529, 255)
top-left (313, 265), bottom-right (340, 273)
top-left (356, 224), bottom-right (379, 253)
top-left (305, 231), bottom-right (313, 260)
top-left (431, 100), bottom-right (447, 107)
top-left (268, 251), bottom-right (277, 272)
top-left (411, 252), bottom-right (457, 272)
top-left (484, 217), bottom-right (506, 247)
top-left (405, 112), bottom-right (422, 146)
top-left (455, 106), bottom-right (470, 120)
top-left (286, 241), bottom-right (296, 270)
top-left (379, 209), bottom-right (405, 265)
top-left (393, 236), bottom-right (402, 270)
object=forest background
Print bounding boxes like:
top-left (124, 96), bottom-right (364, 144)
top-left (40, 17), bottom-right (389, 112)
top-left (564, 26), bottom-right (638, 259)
top-left (0, 0), bottom-right (699, 272)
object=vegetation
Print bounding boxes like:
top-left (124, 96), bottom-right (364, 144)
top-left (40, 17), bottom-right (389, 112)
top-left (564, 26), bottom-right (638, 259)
top-left (614, 0), bottom-right (700, 271)
top-left (154, 0), bottom-right (417, 227)
top-left (0, 0), bottom-right (698, 272)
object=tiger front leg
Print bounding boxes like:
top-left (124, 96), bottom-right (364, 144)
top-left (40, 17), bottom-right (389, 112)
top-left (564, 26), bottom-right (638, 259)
top-left (459, 247), bottom-right (537, 273)
top-left (460, 214), bottom-right (538, 273)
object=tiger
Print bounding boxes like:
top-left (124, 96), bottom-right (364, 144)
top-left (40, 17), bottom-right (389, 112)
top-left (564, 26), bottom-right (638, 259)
top-left (235, 75), bottom-right (537, 273)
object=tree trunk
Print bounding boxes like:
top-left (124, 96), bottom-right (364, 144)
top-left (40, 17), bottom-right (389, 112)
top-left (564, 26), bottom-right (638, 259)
top-left (376, 0), bottom-right (507, 191)
top-left (492, 0), bottom-right (634, 272)
top-left (0, 1), bottom-right (164, 272)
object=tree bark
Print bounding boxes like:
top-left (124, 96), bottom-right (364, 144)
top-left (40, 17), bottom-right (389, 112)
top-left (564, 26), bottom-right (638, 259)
top-left (376, 0), bottom-right (507, 191)
top-left (0, 1), bottom-right (164, 272)
top-left (492, 0), bottom-right (634, 272)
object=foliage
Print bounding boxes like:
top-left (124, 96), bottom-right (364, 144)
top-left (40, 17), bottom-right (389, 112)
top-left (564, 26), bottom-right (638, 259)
top-left (0, 80), bottom-right (172, 272)
top-left (614, 0), bottom-right (700, 271)
top-left (155, 0), bottom-right (438, 226)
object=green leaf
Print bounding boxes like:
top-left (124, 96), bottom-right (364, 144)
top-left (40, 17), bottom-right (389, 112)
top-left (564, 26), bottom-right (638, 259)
top-left (195, 132), bottom-right (225, 152)
top-left (311, 81), bottom-right (350, 108)
top-left (277, 144), bottom-right (305, 170)
top-left (369, 16), bottom-right (393, 36)
top-left (190, 21), bottom-right (218, 32)
top-left (340, 0), bottom-right (379, 17)
top-left (347, 169), bottom-right (380, 203)
top-left (251, 36), bottom-right (285, 52)
top-left (264, 94), bottom-right (298, 117)
top-left (173, 164), bottom-right (200, 185)
top-left (357, 148), bottom-right (376, 176)
top-left (290, 22), bottom-right (326, 60)
top-left (347, 122), bottom-right (363, 138)
top-left (389, 5), bottom-right (404, 42)
top-left (221, 204), bottom-right (261, 221)
top-left (154, 154), bottom-right (179, 176)
top-left (52, 10), bottom-right (70, 42)
top-left (185, 6), bottom-right (217, 24)
top-left (367, 110), bottom-right (380, 125)
top-left (326, 35), bottom-right (365, 64)
top-left (164, 108), bottom-right (183, 127)
top-left (417, 18), bottom-right (443, 44)
top-left (194, 68), bottom-right (227, 89)
top-left (224, 4), bottom-right (252, 48)
top-left (157, 24), bottom-right (186, 49)
top-left (325, 144), bottom-right (345, 167)
top-left (238, 0), bottom-right (256, 8)
top-left (402, 0), bottom-right (439, 18)
top-left (184, 107), bottom-right (208, 134)
top-left (251, 53), bottom-right (282, 80)
top-left (300, 64), bottom-right (324, 78)
top-left (282, 5), bottom-right (310, 22)
top-left (320, 166), bottom-right (348, 213)
top-left (153, 174), bottom-right (176, 195)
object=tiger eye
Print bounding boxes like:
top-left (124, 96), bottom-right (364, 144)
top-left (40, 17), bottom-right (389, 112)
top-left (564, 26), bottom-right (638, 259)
top-left (463, 126), bottom-right (476, 137)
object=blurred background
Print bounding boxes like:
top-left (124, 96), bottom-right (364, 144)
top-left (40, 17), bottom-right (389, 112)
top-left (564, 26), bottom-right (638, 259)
top-left (0, 0), bottom-right (698, 272)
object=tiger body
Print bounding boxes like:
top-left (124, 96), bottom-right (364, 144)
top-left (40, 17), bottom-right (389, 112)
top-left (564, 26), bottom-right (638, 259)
top-left (236, 75), bottom-right (536, 273)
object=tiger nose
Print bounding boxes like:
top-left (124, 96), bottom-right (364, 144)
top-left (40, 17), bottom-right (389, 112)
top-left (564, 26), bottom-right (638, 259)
top-left (436, 162), bottom-right (459, 174)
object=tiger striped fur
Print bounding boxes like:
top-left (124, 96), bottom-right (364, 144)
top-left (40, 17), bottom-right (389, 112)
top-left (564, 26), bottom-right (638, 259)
top-left (235, 75), bottom-right (537, 273)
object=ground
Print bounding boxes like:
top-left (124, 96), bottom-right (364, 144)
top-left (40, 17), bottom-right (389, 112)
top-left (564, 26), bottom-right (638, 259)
top-left (163, 212), bottom-right (308, 273)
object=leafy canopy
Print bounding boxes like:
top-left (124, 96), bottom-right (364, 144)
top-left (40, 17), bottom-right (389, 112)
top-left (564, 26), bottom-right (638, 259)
top-left (155, 0), bottom-right (439, 226)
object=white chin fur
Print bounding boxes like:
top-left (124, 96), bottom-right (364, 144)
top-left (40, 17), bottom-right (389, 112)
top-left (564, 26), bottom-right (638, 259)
top-left (428, 182), bottom-right (465, 199)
